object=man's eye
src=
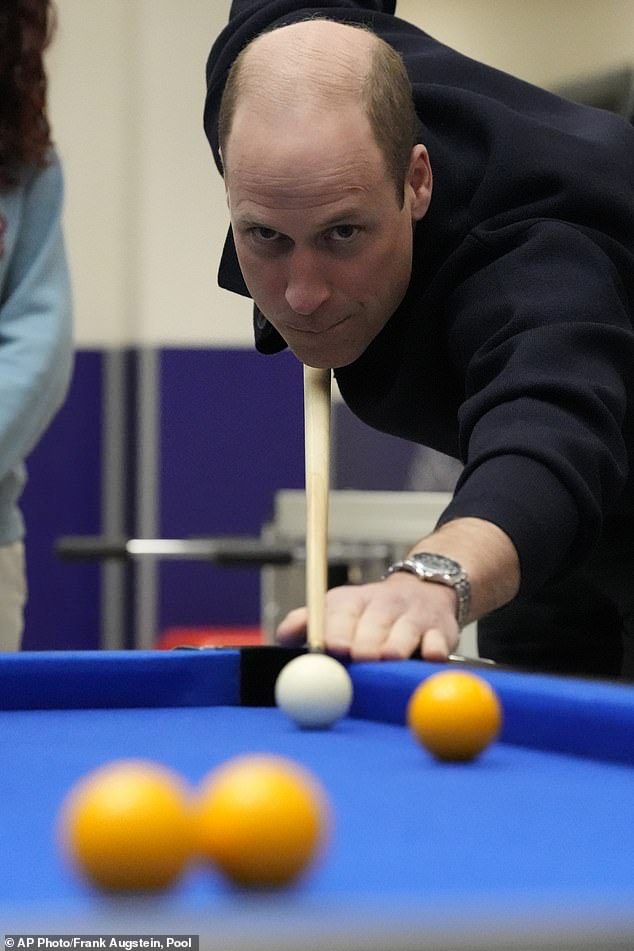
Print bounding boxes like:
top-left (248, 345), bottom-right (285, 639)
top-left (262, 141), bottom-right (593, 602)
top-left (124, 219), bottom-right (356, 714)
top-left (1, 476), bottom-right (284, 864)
top-left (252, 227), bottom-right (280, 241)
top-left (329, 225), bottom-right (359, 242)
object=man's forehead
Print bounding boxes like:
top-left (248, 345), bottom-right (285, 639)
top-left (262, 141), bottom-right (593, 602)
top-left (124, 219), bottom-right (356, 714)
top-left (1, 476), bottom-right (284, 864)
top-left (226, 93), bottom-right (380, 167)
top-left (225, 107), bottom-right (387, 202)
top-left (227, 158), bottom-right (376, 215)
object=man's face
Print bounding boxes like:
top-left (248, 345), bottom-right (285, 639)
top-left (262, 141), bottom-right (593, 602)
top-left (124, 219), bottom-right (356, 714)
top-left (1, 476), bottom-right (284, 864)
top-left (224, 102), bottom-right (431, 368)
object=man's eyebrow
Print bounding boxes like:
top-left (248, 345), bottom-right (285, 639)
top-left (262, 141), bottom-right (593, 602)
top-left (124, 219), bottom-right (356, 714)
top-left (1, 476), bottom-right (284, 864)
top-left (232, 207), bottom-right (367, 231)
top-left (318, 208), bottom-right (366, 228)
top-left (232, 215), bottom-right (272, 229)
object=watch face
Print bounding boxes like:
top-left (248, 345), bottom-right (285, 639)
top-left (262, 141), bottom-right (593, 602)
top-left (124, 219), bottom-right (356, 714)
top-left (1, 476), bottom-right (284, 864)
top-left (413, 553), bottom-right (460, 577)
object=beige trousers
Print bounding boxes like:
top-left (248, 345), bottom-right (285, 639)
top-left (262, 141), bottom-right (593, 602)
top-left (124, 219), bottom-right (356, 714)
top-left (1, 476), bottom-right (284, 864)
top-left (0, 541), bottom-right (26, 651)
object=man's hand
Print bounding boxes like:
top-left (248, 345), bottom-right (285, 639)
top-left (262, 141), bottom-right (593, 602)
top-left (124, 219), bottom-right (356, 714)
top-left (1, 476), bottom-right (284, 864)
top-left (276, 572), bottom-right (461, 661)
top-left (276, 517), bottom-right (521, 661)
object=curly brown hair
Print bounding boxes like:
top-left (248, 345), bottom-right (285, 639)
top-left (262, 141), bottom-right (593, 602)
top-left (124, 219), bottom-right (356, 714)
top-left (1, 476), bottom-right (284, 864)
top-left (0, 0), bottom-right (56, 188)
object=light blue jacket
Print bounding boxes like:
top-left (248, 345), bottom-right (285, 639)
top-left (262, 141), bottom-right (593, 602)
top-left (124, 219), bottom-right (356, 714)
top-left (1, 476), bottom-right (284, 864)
top-left (0, 151), bottom-right (73, 545)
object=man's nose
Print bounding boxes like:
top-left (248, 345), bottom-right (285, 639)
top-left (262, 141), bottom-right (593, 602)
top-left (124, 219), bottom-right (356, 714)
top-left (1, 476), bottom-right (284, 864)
top-left (284, 250), bottom-right (331, 315)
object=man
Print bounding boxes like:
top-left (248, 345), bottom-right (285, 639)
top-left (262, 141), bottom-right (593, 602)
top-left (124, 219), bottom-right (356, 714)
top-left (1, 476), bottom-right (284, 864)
top-left (204, 1), bottom-right (634, 677)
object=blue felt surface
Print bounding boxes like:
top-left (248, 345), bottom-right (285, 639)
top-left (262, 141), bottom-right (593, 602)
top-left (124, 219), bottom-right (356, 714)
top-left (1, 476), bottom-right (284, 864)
top-left (4, 704), bottom-right (634, 908)
top-left (3, 651), bottom-right (634, 929)
top-left (2, 686), bottom-right (634, 912)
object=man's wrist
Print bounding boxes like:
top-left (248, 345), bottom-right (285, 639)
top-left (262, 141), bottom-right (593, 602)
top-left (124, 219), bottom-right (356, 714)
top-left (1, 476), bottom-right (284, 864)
top-left (383, 552), bottom-right (471, 628)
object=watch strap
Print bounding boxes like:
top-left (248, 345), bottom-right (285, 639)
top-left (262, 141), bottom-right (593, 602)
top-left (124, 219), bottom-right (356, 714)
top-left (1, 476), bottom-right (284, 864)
top-left (384, 554), bottom-right (471, 628)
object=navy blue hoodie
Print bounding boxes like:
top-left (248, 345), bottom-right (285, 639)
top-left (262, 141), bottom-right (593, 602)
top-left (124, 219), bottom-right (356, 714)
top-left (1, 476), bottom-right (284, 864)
top-left (204, 1), bottom-right (634, 596)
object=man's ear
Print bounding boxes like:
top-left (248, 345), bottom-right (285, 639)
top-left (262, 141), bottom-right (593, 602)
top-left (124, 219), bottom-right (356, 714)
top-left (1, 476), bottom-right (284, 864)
top-left (406, 144), bottom-right (432, 221)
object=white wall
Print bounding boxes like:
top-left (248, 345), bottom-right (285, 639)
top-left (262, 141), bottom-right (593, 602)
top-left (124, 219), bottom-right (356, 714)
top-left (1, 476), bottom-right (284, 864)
top-left (49, 0), bottom-right (244, 348)
top-left (48, 1), bottom-right (634, 348)
top-left (400, 0), bottom-right (634, 88)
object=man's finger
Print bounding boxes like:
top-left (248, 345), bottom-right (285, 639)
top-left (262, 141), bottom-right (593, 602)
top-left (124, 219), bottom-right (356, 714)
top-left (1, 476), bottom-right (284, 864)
top-left (420, 626), bottom-right (454, 662)
top-left (276, 607), bottom-right (308, 644)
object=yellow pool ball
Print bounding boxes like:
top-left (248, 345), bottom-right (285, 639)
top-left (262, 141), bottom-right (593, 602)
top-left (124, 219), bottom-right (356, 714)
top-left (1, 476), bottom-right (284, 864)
top-left (407, 670), bottom-right (502, 761)
top-left (195, 754), bottom-right (331, 888)
top-left (57, 759), bottom-right (193, 892)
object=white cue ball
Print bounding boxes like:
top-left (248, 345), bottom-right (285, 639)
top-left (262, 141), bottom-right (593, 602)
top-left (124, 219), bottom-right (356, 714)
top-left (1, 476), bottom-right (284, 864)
top-left (274, 653), bottom-right (353, 729)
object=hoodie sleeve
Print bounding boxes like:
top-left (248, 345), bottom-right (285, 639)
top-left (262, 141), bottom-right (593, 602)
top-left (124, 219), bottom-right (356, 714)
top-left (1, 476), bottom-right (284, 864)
top-left (437, 219), bottom-right (634, 593)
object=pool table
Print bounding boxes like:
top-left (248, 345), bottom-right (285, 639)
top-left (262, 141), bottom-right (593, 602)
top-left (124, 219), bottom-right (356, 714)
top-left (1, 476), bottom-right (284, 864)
top-left (2, 647), bottom-right (634, 949)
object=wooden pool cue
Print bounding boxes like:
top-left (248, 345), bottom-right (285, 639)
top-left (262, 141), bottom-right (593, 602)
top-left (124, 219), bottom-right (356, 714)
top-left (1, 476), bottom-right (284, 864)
top-left (303, 365), bottom-right (332, 651)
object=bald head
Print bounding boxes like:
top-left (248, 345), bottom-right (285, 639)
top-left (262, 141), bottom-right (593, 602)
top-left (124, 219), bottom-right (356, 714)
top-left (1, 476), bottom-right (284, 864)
top-left (219, 18), bottom-right (419, 202)
top-left (235, 19), bottom-right (375, 117)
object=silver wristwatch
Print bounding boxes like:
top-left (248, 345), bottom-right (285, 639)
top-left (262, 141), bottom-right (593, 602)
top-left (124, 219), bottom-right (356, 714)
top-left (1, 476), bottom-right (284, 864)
top-left (383, 552), bottom-right (471, 628)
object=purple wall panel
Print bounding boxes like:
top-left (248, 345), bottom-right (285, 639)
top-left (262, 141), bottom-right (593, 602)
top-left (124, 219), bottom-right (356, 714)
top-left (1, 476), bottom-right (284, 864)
top-left (157, 349), bottom-right (305, 630)
top-left (21, 351), bottom-right (103, 650)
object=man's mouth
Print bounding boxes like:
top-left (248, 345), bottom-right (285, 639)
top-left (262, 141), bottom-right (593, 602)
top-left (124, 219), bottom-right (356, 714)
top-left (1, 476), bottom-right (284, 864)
top-left (286, 313), bottom-right (353, 335)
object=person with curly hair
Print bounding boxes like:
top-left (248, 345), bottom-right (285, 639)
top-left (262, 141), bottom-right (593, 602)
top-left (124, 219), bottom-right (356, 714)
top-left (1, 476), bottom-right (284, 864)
top-left (0, 0), bottom-right (73, 650)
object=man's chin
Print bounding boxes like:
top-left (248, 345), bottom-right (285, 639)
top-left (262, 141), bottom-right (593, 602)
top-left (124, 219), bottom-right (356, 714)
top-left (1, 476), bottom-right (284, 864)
top-left (270, 315), bottom-right (374, 368)
top-left (289, 342), bottom-right (368, 370)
